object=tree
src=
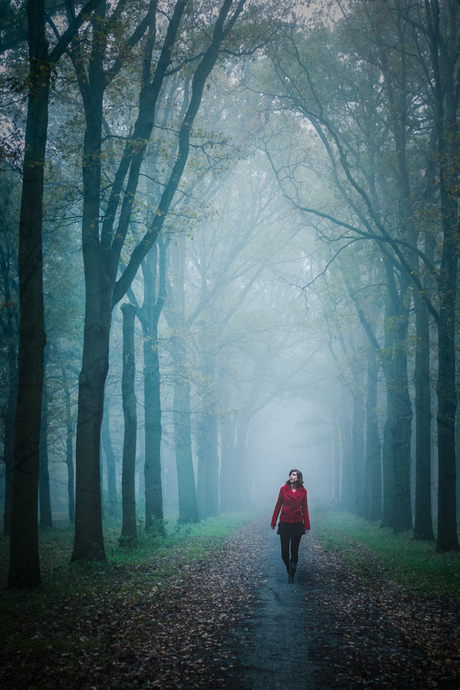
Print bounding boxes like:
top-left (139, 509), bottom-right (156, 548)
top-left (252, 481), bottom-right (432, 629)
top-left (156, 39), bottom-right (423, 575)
top-left (0, 170), bottom-right (19, 536)
top-left (365, 346), bottom-right (382, 522)
top-left (132, 238), bottom-right (168, 531)
top-left (119, 302), bottom-right (138, 545)
top-left (71, 0), bottom-right (266, 560)
top-left (261, 0), bottom-right (459, 547)
top-left (8, 0), bottom-right (102, 589)
top-left (39, 344), bottom-right (52, 528)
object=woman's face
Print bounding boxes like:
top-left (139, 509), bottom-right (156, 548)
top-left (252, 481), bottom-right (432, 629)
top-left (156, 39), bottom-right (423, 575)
top-left (289, 471), bottom-right (298, 483)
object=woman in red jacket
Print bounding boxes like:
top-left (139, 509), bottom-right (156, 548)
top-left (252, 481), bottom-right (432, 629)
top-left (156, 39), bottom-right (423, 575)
top-left (271, 469), bottom-right (310, 583)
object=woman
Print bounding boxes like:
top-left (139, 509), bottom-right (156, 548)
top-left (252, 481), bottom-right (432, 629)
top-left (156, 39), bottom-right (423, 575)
top-left (271, 469), bottom-right (310, 583)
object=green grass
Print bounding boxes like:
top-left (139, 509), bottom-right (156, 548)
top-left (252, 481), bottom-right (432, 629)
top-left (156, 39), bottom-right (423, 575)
top-left (314, 511), bottom-right (460, 598)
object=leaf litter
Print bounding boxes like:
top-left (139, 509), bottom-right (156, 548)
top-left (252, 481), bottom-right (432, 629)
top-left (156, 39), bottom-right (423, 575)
top-left (302, 533), bottom-right (460, 689)
top-left (1, 518), bottom-right (460, 689)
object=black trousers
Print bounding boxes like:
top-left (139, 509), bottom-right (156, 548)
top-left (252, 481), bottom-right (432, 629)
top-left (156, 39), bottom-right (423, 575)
top-left (277, 521), bottom-right (304, 564)
top-left (280, 534), bottom-right (302, 564)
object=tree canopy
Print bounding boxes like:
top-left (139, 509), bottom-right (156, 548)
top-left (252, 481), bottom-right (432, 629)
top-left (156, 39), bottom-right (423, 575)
top-left (1, 0), bottom-right (460, 589)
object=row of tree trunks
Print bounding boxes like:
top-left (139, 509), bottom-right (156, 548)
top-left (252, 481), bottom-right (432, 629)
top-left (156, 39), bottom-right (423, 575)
top-left (72, 0), bottom-right (247, 559)
top-left (7, 0), bottom-right (105, 588)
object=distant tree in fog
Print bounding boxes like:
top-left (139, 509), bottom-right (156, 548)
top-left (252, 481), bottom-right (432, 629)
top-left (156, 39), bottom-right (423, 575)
top-left (259, 0), bottom-right (459, 549)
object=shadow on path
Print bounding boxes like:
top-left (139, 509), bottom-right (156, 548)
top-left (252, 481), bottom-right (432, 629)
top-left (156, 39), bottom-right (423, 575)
top-left (220, 516), bottom-right (460, 690)
top-left (236, 525), bottom-right (332, 690)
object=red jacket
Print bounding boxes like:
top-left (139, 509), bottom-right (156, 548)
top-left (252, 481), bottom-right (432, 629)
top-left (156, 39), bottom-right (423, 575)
top-left (271, 484), bottom-right (310, 531)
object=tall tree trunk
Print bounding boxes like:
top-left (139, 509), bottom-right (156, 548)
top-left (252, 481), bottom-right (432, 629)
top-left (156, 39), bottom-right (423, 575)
top-left (391, 277), bottom-right (413, 534)
top-left (339, 391), bottom-right (354, 513)
top-left (101, 406), bottom-right (117, 519)
top-left (435, 129), bottom-right (459, 550)
top-left (197, 412), bottom-right (219, 518)
top-left (72, 254), bottom-right (111, 561)
top-left (381, 392), bottom-right (394, 529)
top-left (172, 357), bottom-right (199, 523)
top-left (143, 325), bottom-right (163, 530)
top-left (139, 242), bottom-right (167, 531)
top-left (197, 352), bottom-right (219, 519)
top-left (3, 336), bottom-right (17, 536)
top-left (376, 266), bottom-right (412, 532)
top-left (219, 411), bottom-right (236, 514)
top-left (349, 283), bottom-right (405, 531)
top-left (365, 347), bottom-right (381, 522)
top-left (424, 0), bottom-right (459, 551)
top-left (8, 0), bottom-right (49, 588)
top-left (354, 292), bottom-right (395, 528)
top-left (390, 362), bottom-right (413, 533)
top-left (119, 303), bottom-right (137, 545)
top-left (197, 413), bottom-right (219, 519)
top-left (71, 26), bottom-right (107, 558)
top-left (413, 289), bottom-right (434, 540)
top-left (339, 332), bottom-right (365, 516)
top-left (62, 367), bottom-right (75, 524)
top-left (436, 303), bottom-right (458, 550)
top-left (351, 366), bottom-right (366, 517)
top-left (7, 0), bottom-right (103, 589)
top-left (167, 241), bottom-right (199, 524)
top-left (333, 414), bottom-right (341, 508)
top-left (39, 353), bottom-right (52, 528)
top-left (233, 413), bottom-right (251, 511)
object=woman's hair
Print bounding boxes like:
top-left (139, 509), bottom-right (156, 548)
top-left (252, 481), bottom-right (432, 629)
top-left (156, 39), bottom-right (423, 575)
top-left (285, 469), bottom-right (304, 487)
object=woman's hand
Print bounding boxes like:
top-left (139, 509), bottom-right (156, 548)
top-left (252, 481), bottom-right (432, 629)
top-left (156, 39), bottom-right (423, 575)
top-left (270, 524), bottom-right (276, 530)
top-left (304, 528), bottom-right (310, 534)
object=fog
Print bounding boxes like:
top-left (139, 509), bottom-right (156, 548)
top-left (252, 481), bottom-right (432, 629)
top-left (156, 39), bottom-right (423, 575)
top-left (250, 399), bottom-right (336, 510)
top-left (2, 0), bottom-right (459, 561)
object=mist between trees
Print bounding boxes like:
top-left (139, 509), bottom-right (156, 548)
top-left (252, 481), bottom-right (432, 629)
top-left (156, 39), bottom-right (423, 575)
top-left (1, 0), bottom-right (459, 588)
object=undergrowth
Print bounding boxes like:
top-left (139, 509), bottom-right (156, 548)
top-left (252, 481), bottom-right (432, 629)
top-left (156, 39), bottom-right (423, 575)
top-left (314, 510), bottom-right (460, 598)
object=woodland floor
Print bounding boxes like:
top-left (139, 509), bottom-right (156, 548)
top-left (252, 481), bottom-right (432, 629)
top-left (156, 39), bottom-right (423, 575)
top-left (1, 515), bottom-right (460, 689)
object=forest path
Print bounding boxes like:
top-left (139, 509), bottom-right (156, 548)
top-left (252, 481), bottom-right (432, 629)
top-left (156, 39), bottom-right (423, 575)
top-left (2, 514), bottom-right (459, 689)
top-left (221, 515), bottom-right (460, 690)
top-left (226, 519), bottom-right (331, 689)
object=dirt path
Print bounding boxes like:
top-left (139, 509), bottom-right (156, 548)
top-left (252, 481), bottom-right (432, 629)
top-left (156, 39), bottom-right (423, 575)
top-left (227, 522), bottom-right (330, 690)
top-left (219, 516), bottom-right (460, 690)
top-left (2, 515), bottom-right (459, 689)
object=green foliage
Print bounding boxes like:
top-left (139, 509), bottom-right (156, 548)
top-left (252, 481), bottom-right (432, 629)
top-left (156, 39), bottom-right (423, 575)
top-left (315, 511), bottom-right (460, 598)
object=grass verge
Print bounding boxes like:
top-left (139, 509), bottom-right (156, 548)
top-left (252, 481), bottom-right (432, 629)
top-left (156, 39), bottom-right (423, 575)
top-left (314, 510), bottom-right (460, 598)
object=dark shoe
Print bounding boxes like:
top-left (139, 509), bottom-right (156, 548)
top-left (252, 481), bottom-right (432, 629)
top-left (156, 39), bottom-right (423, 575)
top-left (288, 561), bottom-right (297, 584)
